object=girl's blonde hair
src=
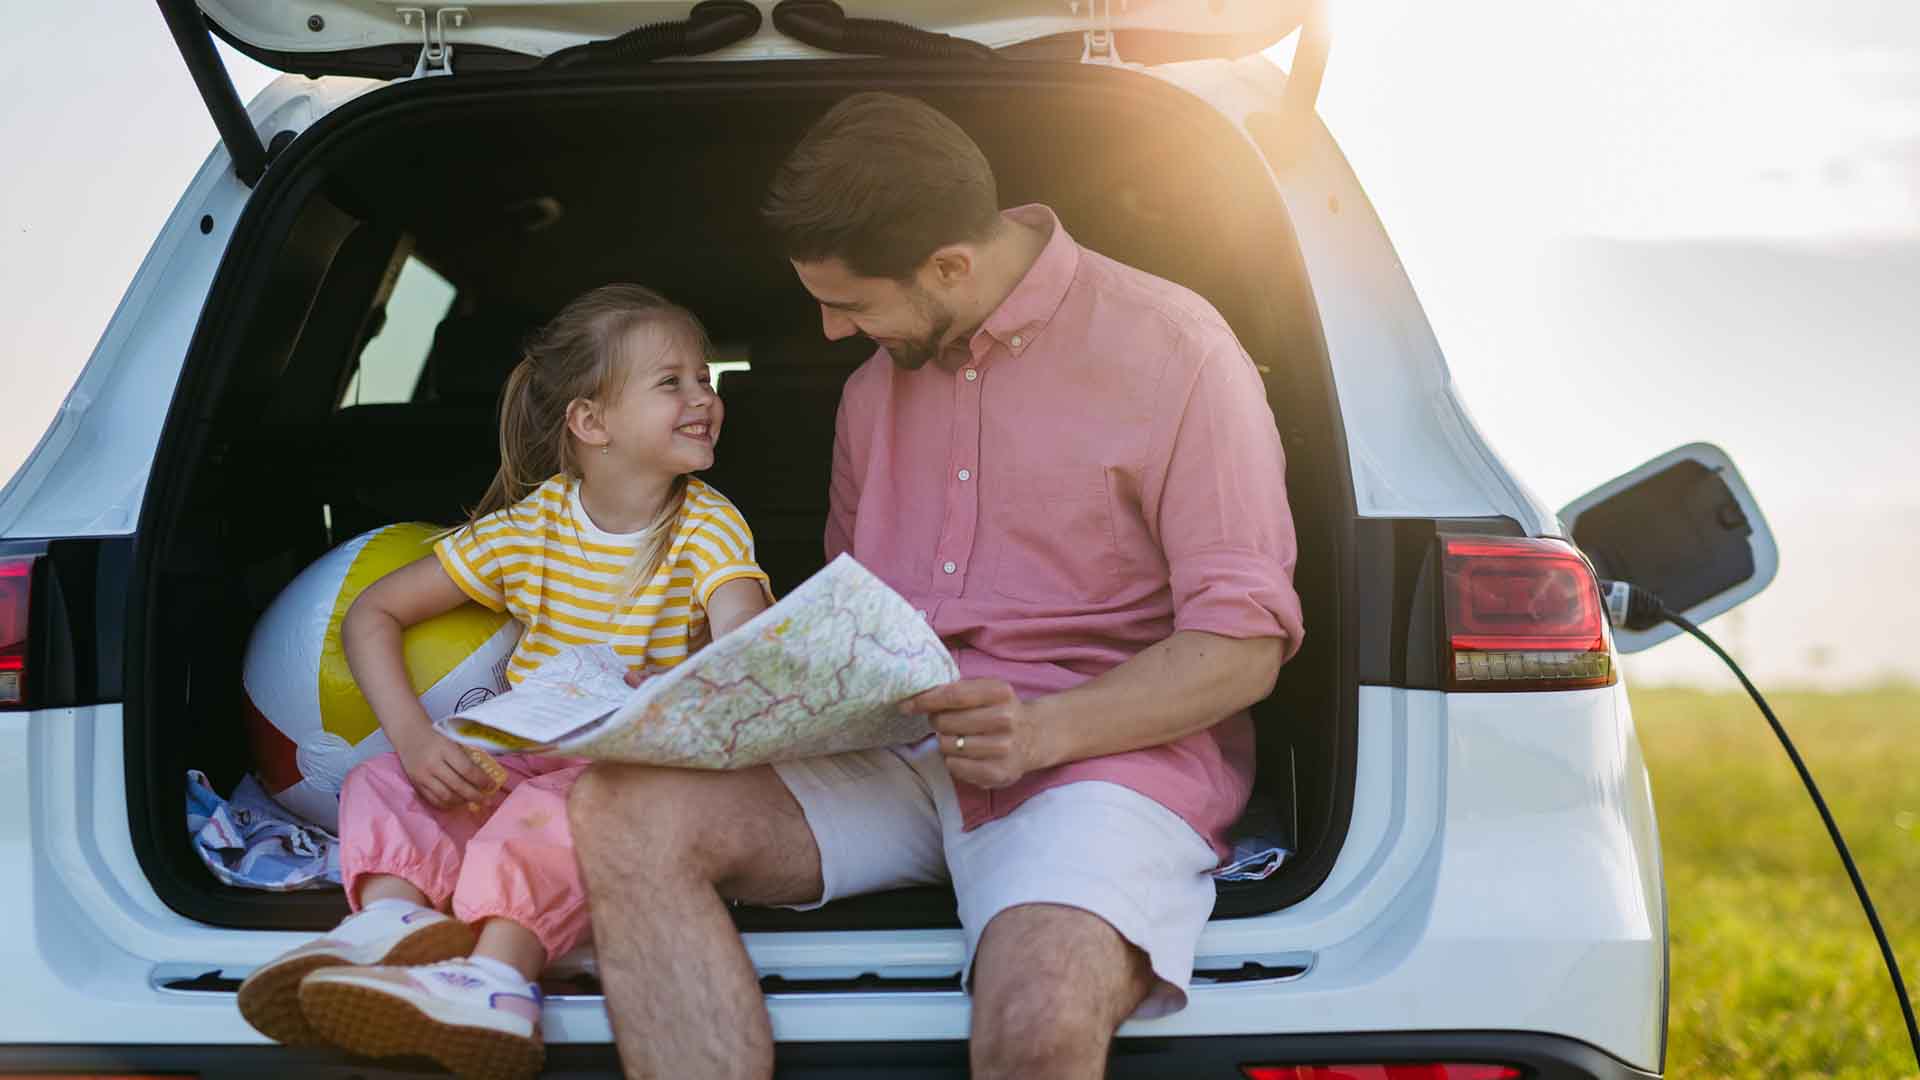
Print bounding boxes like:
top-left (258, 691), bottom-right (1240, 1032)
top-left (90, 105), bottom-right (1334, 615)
top-left (463, 284), bottom-right (712, 594)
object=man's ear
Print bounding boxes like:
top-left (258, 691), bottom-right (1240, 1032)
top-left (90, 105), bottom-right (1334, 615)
top-left (926, 244), bottom-right (974, 289)
top-left (566, 397), bottom-right (609, 450)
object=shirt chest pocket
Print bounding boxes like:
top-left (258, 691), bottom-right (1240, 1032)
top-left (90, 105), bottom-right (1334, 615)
top-left (990, 465), bottom-right (1123, 605)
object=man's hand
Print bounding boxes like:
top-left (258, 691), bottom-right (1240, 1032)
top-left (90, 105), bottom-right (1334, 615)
top-left (901, 679), bottom-right (1052, 790)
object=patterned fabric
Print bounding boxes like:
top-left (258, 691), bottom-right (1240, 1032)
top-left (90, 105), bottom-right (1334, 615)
top-left (187, 769), bottom-right (341, 891)
top-left (436, 475), bottom-right (770, 684)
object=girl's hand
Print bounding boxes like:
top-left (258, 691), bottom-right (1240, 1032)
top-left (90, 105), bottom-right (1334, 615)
top-left (393, 729), bottom-right (501, 811)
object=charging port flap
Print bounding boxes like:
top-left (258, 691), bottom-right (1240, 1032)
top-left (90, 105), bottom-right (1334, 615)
top-left (1559, 442), bottom-right (1778, 654)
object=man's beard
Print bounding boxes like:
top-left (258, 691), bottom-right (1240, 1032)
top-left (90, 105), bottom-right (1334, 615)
top-left (882, 287), bottom-right (955, 371)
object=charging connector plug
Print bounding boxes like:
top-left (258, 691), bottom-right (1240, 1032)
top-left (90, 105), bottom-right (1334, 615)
top-left (1599, 579), bottom-right (1668, 631)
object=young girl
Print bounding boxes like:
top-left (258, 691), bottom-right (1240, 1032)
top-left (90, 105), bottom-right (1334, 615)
top-left (238, 285), bottom-right (772, 1079)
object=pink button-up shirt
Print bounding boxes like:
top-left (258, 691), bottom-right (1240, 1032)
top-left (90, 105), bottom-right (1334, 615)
top-left (825, 205), bottom-right (1304, 858)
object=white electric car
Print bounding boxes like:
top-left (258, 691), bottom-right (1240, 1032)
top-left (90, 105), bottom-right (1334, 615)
top-left (0, 3), bottom-right (1777, 1076)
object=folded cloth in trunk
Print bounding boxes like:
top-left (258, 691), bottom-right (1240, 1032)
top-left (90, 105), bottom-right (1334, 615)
top-left (1211, 793), bottom-right (1292, 882)
top-left (186, 769), bottom-right (342, 891)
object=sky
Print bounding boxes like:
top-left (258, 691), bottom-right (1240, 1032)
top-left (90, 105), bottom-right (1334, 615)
top-left (1, 1), bottom-right (1916, 687)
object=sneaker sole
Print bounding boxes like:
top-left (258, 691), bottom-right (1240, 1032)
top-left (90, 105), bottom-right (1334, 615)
top-left (237, 918), bottom-right (477, 1046)
top-left (298, 977), bottom-right (543, 1080)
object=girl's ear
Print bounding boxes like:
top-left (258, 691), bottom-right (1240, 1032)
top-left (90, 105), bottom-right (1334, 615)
top-left (565, 397), bottom-right (610, 450)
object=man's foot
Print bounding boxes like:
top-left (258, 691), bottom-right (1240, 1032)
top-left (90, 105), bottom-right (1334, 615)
top-left (237, 903), bottom-right (476, 1046)
top-left (298, 959), bottom-right (544, 1080)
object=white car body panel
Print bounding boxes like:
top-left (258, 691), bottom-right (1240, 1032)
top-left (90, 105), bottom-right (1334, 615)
top-left (9, 685), bottom-right (1662, 1070)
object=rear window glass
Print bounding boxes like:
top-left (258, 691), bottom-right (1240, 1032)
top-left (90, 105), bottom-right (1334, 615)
top-left (341, 257), bottom-right (455, 406)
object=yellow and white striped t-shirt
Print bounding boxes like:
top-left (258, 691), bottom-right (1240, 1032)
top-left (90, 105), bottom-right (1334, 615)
top-left (434, 475), bottom-right (771, 685)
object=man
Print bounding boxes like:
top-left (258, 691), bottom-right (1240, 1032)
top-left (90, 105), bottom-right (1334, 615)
top-left (569, 92), bottom-right (1303, 1079)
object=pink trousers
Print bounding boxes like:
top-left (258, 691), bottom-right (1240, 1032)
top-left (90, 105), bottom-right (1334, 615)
top-left (338, 750), bottom-right (591, 966)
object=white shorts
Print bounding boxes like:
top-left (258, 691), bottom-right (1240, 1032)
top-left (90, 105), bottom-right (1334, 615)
top-left (771, 736), bottom-right (1219, 1019)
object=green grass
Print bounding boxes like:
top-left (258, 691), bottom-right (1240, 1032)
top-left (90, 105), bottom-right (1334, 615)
top-left (1633, 685), bottom-right (1920, 1078)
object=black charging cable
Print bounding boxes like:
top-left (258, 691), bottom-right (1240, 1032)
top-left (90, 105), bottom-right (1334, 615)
top-left (1601, 579), bottom-right (1920, 1069)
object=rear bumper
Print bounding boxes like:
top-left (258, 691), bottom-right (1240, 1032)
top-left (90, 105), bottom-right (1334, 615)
top-left (0, 1031), bottom-right (1659, 1078)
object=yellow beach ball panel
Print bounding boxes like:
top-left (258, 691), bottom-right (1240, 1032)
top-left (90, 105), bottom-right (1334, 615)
top-left (315, 523), bottom-right (515, 746)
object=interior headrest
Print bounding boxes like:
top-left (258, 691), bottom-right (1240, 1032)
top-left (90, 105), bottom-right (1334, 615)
top-left (420, 305), bottom-right (541, 405)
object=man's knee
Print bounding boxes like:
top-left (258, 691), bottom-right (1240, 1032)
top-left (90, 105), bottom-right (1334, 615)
top-left (972, 968), bottom-right (1119, 1078)
top-left (971, 906), bottom-right (1150, 1075)
top-left (571, 765), bottom-right (695, 863)
top-left (567, 764), bottom-right (759, 884)
top-left (569, 763), bottom-right (644, 843)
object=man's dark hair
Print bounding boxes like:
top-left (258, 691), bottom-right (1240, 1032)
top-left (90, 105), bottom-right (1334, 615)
top-left (762, 92), bottom-right (1000, 280)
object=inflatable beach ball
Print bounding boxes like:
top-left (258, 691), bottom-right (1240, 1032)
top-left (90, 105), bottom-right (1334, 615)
top-left (242, 523), bottom-right (521, 831)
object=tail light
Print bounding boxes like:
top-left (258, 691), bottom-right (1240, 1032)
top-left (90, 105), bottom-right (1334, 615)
top-left (1243, 1065), bottom-right (1522, 1079)
top-left (0, 556), bottom-right (33, 707)
top-left (1442, 535), bottom-right (1613, 691)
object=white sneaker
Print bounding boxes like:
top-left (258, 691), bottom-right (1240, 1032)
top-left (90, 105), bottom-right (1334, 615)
top-left (299, 958), bottom-right (544, 1080)
top-left (238, 904), bottom-right (475, 1046)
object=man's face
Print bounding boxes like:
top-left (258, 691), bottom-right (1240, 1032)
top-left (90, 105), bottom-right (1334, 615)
top-left (791, 257), bottom-right (957, 371)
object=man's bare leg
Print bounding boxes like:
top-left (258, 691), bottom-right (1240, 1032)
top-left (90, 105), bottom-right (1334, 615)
top-left (569, 764), bottom-right (823, 1080)
top-left (969, 903), bottom-right (1156, 1079)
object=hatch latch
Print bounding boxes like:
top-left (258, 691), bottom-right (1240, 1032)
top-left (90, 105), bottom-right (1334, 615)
top-left (1075, 0), bottom-right (1122, 66)
top-left (400, 6), bottom-right (469, 78)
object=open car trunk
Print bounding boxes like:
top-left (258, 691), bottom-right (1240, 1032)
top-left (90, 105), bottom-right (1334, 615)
top-left (128, 61), bottom-right (1358, 942)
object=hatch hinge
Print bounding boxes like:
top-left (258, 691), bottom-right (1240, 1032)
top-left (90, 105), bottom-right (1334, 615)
top-left (400, 6), bottom-right (469, 78)
top-left (1073, 0), bottom-right (1123, 66)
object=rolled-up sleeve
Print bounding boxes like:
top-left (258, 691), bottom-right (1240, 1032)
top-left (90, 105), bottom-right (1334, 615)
top-left (1145, 335), bottom-right (1304, 662)
top-left (434, 522), bottom-right (508, 613)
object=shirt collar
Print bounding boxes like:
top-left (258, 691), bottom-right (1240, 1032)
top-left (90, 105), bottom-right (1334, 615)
top-left (970, 204), bottom-right (1079, 359)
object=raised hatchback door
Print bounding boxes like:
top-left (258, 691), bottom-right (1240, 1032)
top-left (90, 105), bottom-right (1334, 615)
top-left (189, 0), bottom-right (1308, 78)
top-left (1560, 442), bottom-right (1778, 653)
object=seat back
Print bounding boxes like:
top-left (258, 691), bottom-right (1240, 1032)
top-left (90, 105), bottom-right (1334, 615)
top-left (704, 334), bottom-right (871, 595)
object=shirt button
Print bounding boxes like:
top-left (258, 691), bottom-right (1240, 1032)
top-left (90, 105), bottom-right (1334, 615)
top-left (942, 561), bottom-right (957, 575)
top-left (916, 609), bottom-right (929, 619)
top-left (1010, 334), bottom-right (1024, 349)
top-left (963, 368), bottom-right (979, 382)
top-left (957, 468), bottom-right (971, 481)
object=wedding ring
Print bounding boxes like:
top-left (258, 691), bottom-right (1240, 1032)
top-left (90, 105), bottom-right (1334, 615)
top-left (954, 735), bottom-right (966, 753)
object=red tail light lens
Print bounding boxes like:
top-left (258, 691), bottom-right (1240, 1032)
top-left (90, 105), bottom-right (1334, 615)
top-left (1242, 1065), bottom-right (1522, 1079)
top-left (0, 556), bottom-right (33, 707)
top-left (1442, 535), bottom-right (1613, 691)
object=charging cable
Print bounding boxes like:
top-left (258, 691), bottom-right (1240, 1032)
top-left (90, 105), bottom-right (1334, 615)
top-left (1600, 579), bottom-right (1920, 1070)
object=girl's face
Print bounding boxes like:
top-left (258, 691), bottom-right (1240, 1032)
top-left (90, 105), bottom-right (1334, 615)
top-left (592, 323), bottom-right (722, 479)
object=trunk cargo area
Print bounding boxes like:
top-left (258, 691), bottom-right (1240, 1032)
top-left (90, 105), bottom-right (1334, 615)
top-left (127, 61), bottom-right (1358, 938)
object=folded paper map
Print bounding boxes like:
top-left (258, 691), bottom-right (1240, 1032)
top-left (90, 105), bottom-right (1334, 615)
top-left (436, 554), bottom-right (958, 767)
